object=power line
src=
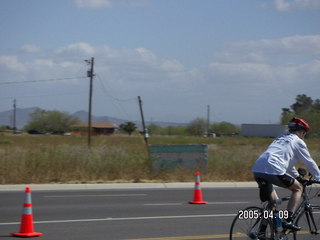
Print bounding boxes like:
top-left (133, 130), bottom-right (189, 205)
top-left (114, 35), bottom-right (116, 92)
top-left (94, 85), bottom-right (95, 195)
top-left (0, 91), bottom-right (88, 100)
top-left (96, 74), bottom-right (135, 102)
top-left (95, 74), bottom-right (135, 120)
top-left (0, 76), bottom-right (87, 85)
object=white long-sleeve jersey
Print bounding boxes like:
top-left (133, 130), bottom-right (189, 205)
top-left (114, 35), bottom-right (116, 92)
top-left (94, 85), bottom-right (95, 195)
top-left (252, 132), bottom-right (320, 180)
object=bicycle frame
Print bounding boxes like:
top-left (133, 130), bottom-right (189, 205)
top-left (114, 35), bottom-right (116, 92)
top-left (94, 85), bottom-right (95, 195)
top-left (230, 173), bottom-right (320, 240)
top-left (292, 181), bottom-right (320, 236)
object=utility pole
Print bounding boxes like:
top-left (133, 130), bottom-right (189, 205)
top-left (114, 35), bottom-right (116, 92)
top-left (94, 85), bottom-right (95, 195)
top-left (138, 96), bottom-right (149, 145)
top-left (13, 99), bottom-right (17, 133)
top-left (206, 104), bottom-right (210, 137)
top-left (86, 57), bottom-right (95, 147)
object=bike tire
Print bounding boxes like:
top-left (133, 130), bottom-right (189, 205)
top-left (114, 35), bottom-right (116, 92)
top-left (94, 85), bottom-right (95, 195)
top-left (229, 206), bottom-right (274, 240)
top-left (294, 205), bottom-right (320, 240)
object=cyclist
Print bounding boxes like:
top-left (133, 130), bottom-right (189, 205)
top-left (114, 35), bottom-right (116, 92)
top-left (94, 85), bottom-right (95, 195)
top-left (252, 117), bottom-right (320, 231)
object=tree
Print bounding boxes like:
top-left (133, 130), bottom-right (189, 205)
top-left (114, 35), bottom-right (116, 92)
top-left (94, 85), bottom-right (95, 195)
top-left (290, 94), bottom-right (313, 114)
top-left (0, 125), bottom-right (6, 132)
top-left (281, 94), bottom-right (320, 137)
top-left (186, 118), bottom-right (207, 136)
top-left (119, 122), bottom-right (137, 135)
top-left (164, 125), bottom-right (186, 135)
top-left (281, 108), bottom-right (294, 125)
top-left (211, 122), bottom-right (240, 135)
top-left (147, 124), bottom-right (162, 135)
top-left (25, 109), bottom-right (80, 134)
top-left (147, 124), bottom-right (187, 136)
top-left (312, 99), bottom-right (320, 113)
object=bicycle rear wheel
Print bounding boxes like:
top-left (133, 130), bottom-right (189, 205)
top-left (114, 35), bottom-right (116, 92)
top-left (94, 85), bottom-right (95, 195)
top-left (230, 206), bottom-right (273, 240)
top-left (294, 206), bottom-right (320, 240)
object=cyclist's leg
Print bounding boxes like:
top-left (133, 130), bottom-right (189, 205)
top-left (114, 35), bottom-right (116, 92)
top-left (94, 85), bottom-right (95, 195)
top-left (253, 173), bottom-right (275, 203)
top-left (254, 173), bottom-right (302, 231)
top-left (276, 175), bottom-right (302, 231)
top-left (270, 188), bottom-right (279, 206)
top-left (287, 179), bottom-right (303, 214)
top-left (253, 173), bottom-right (277, 235)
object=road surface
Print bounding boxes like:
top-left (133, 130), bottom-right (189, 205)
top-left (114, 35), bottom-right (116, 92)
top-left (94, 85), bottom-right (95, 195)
top-left (0, 185), bottom-right (289, 240)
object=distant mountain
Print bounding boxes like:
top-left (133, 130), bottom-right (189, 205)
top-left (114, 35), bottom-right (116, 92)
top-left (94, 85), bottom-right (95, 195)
top-left (0, 108), bottom-right (186, 129)
top-left (0, 107), bottom-right (39, 129)
top-left (72, 111), bottom-right (128, 126)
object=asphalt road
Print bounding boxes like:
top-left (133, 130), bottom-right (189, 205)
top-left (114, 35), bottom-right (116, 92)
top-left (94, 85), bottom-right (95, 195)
top-left (0, 186), bottom-right (282, 240)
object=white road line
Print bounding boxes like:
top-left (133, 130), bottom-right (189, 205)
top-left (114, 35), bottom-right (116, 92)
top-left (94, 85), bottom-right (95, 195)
top-left (43, 194), bottom-right (147, 198)
top-left (144, 203), bottom-right (182, 206)
top-left (207, 202), bottom-right (249, 205)
top-left (0, 213), bottom-right (237, 226)
top-left (144, 202), bottom-right (249, 206)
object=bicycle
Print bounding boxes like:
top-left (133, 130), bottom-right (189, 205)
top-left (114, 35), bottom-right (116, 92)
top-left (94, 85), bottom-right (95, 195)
top-left (229, 168), bottom-right (320, 240)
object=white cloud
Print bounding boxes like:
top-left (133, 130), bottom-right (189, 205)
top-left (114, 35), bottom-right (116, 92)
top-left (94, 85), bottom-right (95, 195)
top-left (33, 59), bottom-right (54, 67)
top-left (55, 42), bottom-right (96, 57)
top-left (72, 0), bottom-right (149, 9)
top-left (133, 47), bottom-right (157, 63)
top-left (307, 60), bottom-right (320, 75)
top-left (240, 35), bottom-right (320, 55)
top-left (120, 0), bottom-right (149, 7)
top-left (205, 35), bottom-right (320, 111)
top-left (217, 35), bottom-right (320, 64)
top-left (0, 42), bottom-right (193, 91)
top-left (0, 56), bottom-right (26, 72)
top-left (21, 44), bottom-right (41, 53)
top-left (72, 0), bottom-right (114, 9)
top-left (274, 0), bottom-right (320, 11)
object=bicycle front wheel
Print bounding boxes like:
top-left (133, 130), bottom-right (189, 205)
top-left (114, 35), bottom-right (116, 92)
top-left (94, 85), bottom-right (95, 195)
top-left (230, 206), bottom-right (274, 240)
top-left (294, 206), bottom-right (320, 240)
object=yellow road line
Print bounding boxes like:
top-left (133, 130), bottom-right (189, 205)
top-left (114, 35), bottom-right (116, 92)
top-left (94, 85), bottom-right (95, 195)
top-left (124, 234), bottom-right (233, 240)
top-left (125, 230), bottom-right (313, 240)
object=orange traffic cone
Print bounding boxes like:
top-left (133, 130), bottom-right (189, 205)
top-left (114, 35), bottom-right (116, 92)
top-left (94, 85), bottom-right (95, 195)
top-left (189, 172), bottom-right (207, 204)
top-left (12, 187), bottom-right (43, 237)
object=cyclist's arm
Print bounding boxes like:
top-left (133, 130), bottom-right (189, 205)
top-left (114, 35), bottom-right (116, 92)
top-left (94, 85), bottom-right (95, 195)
top-left (287, 166), bottom-right (299, 178)
top-left (295, 140), bottom-right (320, 180)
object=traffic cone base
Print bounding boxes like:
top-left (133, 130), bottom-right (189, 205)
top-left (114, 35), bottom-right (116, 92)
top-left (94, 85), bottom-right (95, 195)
top-left (189, 201), bottom-right (208, 204)
top-left (12, 232), bottom-right (43, 237)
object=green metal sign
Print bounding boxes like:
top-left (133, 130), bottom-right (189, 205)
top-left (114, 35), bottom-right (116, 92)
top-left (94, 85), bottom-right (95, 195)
top-left (149, 144), bottom-right (208, 171)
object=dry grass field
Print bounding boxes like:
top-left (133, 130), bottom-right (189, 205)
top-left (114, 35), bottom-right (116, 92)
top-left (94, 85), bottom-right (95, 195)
top-left (0, 134), bottom-right (319, 184)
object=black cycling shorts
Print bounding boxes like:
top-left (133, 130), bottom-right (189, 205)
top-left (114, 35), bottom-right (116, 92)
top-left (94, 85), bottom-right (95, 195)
top-left (254, 172), bottom-right (295, 188)
top-left (253, 172), bottom-right (295, 202)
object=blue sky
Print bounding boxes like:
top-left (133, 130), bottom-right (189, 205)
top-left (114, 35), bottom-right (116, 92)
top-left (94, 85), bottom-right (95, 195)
top-left (1, 0), bottom-right (320, 125)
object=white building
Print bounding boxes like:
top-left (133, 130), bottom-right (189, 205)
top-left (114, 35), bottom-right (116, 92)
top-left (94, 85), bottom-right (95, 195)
top-left (241, 124), bottom-right (286, 137)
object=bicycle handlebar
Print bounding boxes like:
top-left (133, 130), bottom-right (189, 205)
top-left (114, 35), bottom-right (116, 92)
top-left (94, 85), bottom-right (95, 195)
top-left (306, 179), bottom-right (320, 185)
top-left (300, 178), bottom-right (320, 186)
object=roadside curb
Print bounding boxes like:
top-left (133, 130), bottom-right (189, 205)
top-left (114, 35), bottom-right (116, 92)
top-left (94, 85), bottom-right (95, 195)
top-left (0, 182), bottom-right (257, 191)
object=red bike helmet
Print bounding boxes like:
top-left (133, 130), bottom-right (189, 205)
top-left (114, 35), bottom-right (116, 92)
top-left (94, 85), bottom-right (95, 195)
top-left (288, 117), bottom-right (310, 133)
